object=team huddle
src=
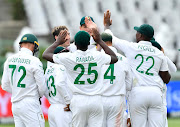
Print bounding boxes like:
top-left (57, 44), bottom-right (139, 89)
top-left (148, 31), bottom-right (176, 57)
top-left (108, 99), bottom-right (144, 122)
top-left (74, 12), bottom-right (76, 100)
top-left (1, 10), bottom-right (177, 127)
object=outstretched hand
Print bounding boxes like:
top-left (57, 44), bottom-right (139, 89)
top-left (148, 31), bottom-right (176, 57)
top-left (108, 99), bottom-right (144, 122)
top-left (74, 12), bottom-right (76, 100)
top-left (64, 104), bottom-right (70, 111)
top-left (104, 9), bottom-right (112, 28)
top-left (84, 16), bottom-right (97, 30)
top-left (127, 118), bottom-right (131, 127)
top-left (56, 30), bottom-right (68, 45)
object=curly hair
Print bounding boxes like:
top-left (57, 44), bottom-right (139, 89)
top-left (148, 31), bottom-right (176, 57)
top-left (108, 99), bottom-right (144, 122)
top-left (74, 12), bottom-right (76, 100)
top-left (52, 26), bottom-right (68, 40)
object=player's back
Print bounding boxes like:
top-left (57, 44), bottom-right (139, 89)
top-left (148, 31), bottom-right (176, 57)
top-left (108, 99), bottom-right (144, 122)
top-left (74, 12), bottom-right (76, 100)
top-left (5, 48), bottom-right (44, 102)
top-left (101, 49), bottom-right (129, 96)
top-left (45, 62), bottom-right (72, 104)
top-left (53, 49), bottom-right (111, 95)
top-left (125, 41), bottom-right (166, 88)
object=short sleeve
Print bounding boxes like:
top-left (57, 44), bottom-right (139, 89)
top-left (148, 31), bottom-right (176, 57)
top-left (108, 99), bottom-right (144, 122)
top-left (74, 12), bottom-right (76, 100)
top-left (104, 29), bottom-right (131, 54)
top-left (160, 55), bottom-right (169, 71)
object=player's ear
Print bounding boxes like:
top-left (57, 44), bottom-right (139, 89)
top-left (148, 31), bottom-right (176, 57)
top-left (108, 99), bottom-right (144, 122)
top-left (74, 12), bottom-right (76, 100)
top-left (55, 35), bottom-right (58, 40)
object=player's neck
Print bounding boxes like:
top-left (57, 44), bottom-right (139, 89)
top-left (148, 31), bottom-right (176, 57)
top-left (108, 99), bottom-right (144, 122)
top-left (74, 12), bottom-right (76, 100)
top-left (105, 41), bottom-right (112, 46)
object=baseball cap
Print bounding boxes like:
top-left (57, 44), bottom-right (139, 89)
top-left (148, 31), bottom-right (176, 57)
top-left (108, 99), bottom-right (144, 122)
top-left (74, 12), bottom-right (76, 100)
top-left (20, 34), bottom-right (39, 46)
top-left (74, 31), bottom-right (90, 46)
top-left (134, 24), bottom-right (154, 38)
top-left (54, 47), bottom-right (69, 54)
top-left (80, 16), bottom-right (95, 26)
top-left (19, 34), bottom-right (39, 53)
top-left (101, 32), bottom-right (112, 42)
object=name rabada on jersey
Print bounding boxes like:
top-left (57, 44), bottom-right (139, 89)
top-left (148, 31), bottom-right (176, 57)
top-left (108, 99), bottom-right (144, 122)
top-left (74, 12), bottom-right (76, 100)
top-left (8, 57), bottom-right (31, 64)
top-left (138, 45), bottom-right (155, 53)
top-left (76, 56), bottom-right (94, 63)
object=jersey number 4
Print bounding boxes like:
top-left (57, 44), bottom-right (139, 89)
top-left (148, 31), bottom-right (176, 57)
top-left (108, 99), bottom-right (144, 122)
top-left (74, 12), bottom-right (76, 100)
top-left (104, 64), bottom-right (116, 84)
top-left (9, 65), bottom-right (26, 88)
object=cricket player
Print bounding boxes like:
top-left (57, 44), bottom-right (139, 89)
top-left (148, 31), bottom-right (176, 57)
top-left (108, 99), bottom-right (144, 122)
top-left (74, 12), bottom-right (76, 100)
top-left (68, 16), bottom-right (97, 52)
top-left (100, 32), bottom-right (132, 127)
top-left (45, 47), bottom-right (72, 127)
top-left (162, 56), bottom-right (177, 127)
top-left (103, 10), bottom-right (171, 127)
top-left (47, 26), bottom-right (71, 67)
top-left (150, 40), bottom-right (177, 127)
top-left (1, 34), bottom-right (46, 127)
top-left (42, 18), bottom-right (118, 127)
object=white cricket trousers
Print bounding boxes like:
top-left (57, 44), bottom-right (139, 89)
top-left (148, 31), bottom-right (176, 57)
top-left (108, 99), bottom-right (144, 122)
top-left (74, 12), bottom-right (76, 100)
top-left (12, 97), bottom-right (45, 127)
top-left (123, 111), bottom-right (128, 127)
top-left (130, 86), bottom-right (164, 127)
top-left (70, 95), bottom-right (103, 127)
top-left (162, 85), bottom-right (168, 127)
top-left (48, 103), bottom-right (72, 127)
top-left (102, 96), bottom-right (125, 127)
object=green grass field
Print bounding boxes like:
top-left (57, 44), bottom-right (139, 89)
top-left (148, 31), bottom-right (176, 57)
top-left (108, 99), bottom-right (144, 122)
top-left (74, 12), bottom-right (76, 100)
top-left (0, 118), bottom-right (179, 127)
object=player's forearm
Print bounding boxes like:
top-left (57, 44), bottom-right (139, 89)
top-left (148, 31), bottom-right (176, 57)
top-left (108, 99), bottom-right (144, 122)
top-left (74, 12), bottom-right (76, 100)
top-left (159, 71), bottom-right (171, 84)
top-left (98, 40), bottom-right (118, 64)
top-left (42, 41), bottom-right (59, 62)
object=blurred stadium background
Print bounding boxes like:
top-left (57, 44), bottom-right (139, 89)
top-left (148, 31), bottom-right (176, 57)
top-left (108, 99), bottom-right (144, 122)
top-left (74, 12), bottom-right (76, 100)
top-left (0, 0), bottom-right (180, 126)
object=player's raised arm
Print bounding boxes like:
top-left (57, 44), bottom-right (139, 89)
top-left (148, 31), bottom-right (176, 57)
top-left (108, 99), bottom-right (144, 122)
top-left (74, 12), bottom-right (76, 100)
top-left (104, 9), bottom-right (112, 30)
top-left (85, 17), bottom-right (117, 64)
top-left (92, 28), bottom-right (117, 64)
top-left (42, 30), bottom-right (68, 62)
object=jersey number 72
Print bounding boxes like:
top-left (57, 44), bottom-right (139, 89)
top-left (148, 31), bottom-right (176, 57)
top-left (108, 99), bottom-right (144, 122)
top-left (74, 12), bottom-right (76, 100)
top-left (9, 65), bottom-right (26, 88)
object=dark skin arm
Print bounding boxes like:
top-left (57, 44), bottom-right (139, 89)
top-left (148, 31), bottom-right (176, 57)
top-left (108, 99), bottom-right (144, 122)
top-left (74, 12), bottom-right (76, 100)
top-left (84, 17), bottom-right (117, 64)
top-left (91, 28), bottom-right (118, 64)
top-left (42, 30), bottom-right (68, 62)
top-left (159, 71), bottom-right (171, 84)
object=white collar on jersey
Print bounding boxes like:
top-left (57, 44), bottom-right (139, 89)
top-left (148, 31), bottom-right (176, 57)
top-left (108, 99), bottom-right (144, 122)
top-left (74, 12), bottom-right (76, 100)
top-left (138, 41), bottom-right (152, 46)
top-left (20, 48), bottom-right (33, 56)
top-left (76, 49), bottom-right (91, 54)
